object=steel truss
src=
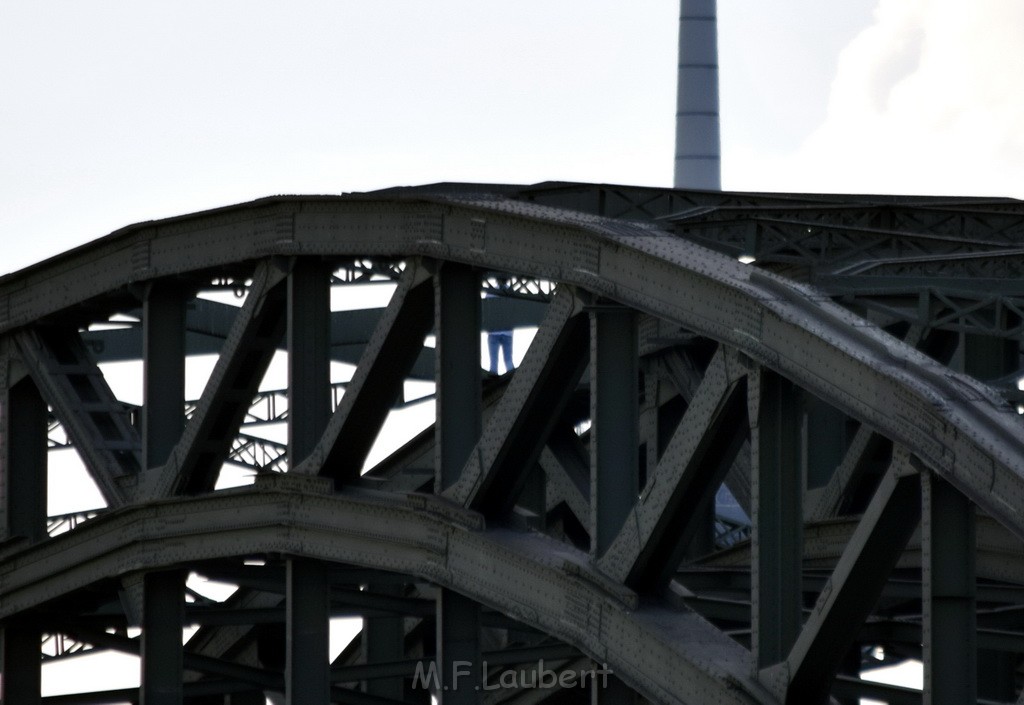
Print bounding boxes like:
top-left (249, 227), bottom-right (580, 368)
top-left (2, 183), bottom-right (1024, 704)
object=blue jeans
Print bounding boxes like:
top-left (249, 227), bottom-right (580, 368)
top-left (487, 331), bottom-right (514, 374)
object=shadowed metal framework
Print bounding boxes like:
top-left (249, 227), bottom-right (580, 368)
top-left (4, 181), bottom-right (1024, 704)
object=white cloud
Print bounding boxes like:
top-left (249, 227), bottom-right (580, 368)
top-left (727, 0), bottom-right (1024, 199)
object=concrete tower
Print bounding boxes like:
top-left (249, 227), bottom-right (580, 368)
top-left (674, 0), bottom-right (721, 189)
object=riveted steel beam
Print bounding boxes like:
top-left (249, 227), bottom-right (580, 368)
top-left (539, 442), bottom-right (589, 529)
top-left (3, 623), bottom-right (42, 705)
top-left (288, 259), bottom-right (331, 466)
top-left (590, 304), bottom-right (639, 558)
top-left (9, 187), bottom-right (1024, 704)
top-left (751, 367), bottom-right (802, 671)
top-left (141, 570), bottom-right (185, 705)
top-left (287, 559), bottom-right (330, 705)
top-left (655, 346), bottom-right (753, 517)
top-left (15, 327), bottom-right (137, 507)
top-left (143, 282), bottom-right (186, 470)
top-left (0, 488), bottom-right (769, 705)
top-left (805, 323), bottom-right (960, 521)
top-left (923, 470), bottom-right (977, 704)
top-left (598, 346), bottom-right (747, 590)
top-left (4, 376), bottom-right (48, 542)
top-left (363, 583), bottom-right (406, 700)
top-left (780, 451), bottom-right (921, 704)
top-left (446, 287), bottom-right (588, 515)
top-left (141, 260), bottom-right (287, 498)
top-left (433, 261), bottom-right (483, 702)
top-left (435, 262), bottom-right (481, 492)
top-left (293, 261), bottom-right (435, 483)
top-left (437, 589), bottom-right (481, 704)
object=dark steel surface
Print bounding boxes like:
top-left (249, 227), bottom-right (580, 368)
top-left (3, 182), bottom-right (1024, 704)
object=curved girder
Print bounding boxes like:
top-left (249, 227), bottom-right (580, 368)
top-left (3, 192), bottom-right (1016, 534)
top-left (0, 482), bottom-right (773, 705)
top-left (4, 185), bottom-right (1024, 704)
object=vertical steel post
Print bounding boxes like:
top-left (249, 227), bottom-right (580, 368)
top-left (143, 283), bottom-right (186, 469)
top-left (962, 334), bottom-right (1015, 698)
top-left (5, 377), bottom-right (48, 542)
top-left (288, 259), bottom-right (331, 466)
top-left (803, 395), bottom-right (845, 490)
top-left (590, 305), bottom-right (639, 558)
top-left (0, 372), bottom-right (46, 704)
top-left (437, 589), bottom-right (481, 705)
top-left (286, 260), bottom-right (332, 704)
top-left (364, 584), bottom-right (405, 700)
top-left (922, 471), bottom-right (976, 704)
top-left (958, 325), bottom-right (1015, 700)
top-left (287, 559), bottom-right (330, 705)
top-left (141, 570), bottom-right (185, 705)
top-left (674, 0), bottom-right (721, 190)
top-left (434, 263), bottom-right (482, 703)
top-left (435, 263), bottom-right (481, 492)
top-left (2, 624), bottom-right (42, 705)
top-left (750, 368), bottom-right (802, 669)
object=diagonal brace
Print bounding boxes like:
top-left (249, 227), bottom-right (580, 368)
top-left (539, 436), bottom-right (589, 529)
top-left (807, 324), bottom-right (956, 521)
top-left (292, 260), bottom-right (435, 483)
top-left (443, 287), bottom-right (588, 514)
top-left (658, 346), bottom-right (753, 515)
top-left (15, 327), bottom-right (140, 508)
top-left (597, 346), bottom-right (747, 590)
top-left (138, 260), bottom-right (288, 499)
top-left (777, 449), bottom-right (921, 705)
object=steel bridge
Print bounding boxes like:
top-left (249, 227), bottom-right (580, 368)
top-left (3, 181), bottom-right (1024, 705)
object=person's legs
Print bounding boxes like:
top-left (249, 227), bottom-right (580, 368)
top-left (500, 332), bottom-right (514, 372)
top-left (487, 332), bottom-right (500, 374)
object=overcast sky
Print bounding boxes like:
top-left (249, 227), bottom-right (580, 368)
top-left (3, 1), bottom-right (1023, 276)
